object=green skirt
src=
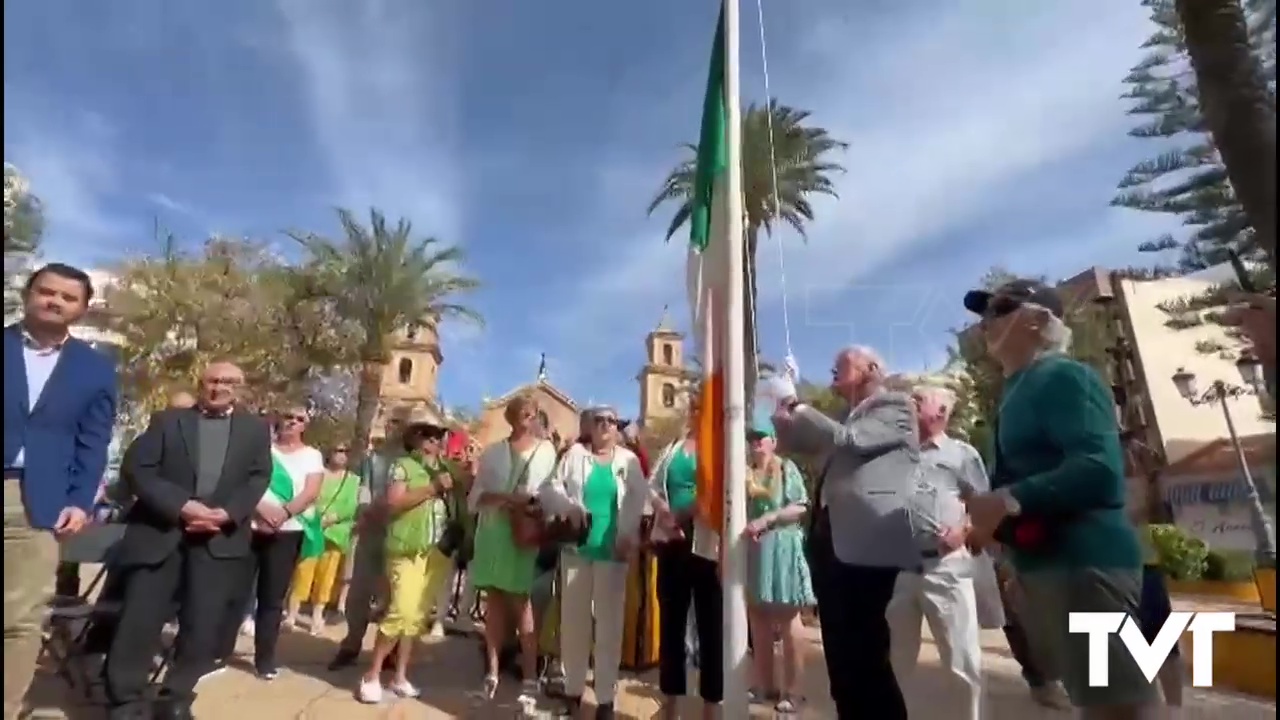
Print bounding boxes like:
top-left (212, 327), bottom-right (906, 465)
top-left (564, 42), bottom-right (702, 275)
top-left (469, 510), bottom-right (537, 595)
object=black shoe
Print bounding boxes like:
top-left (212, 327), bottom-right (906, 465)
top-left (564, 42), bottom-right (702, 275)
top-left (594, 702), bottom-right (615, 719)
top-left (328, 647), bottom-right (359, 671)
top-left (150, 697), bottom-right (194, 720)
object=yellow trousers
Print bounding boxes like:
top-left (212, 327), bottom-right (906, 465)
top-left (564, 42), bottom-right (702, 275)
top-left (289, 547), bottom-right (346, 608)
top-left (379, 549), bottom-right (452, 638)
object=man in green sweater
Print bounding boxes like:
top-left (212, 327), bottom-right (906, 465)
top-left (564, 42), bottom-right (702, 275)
top-left (960, 280), bottom-right (1158, 718)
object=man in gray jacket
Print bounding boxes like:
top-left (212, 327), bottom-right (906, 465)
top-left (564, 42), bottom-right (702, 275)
top-left (773, 345), bottom-right (920, 720)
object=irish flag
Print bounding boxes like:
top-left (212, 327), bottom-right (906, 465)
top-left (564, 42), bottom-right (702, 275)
top-left (689, 2), bottom-right (728, 538)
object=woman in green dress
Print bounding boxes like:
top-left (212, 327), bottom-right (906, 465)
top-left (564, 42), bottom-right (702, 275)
top-left (467, 395), bottom-right (558, 706)
top-left (742, 423), bottom-right (814, 713)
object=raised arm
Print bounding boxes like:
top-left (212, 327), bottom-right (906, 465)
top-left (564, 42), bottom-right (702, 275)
top-left (786, 393), bottom-right (915, 456)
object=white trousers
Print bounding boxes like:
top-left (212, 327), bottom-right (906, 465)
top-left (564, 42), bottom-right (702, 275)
top-left (886, 563), bottom-right (983, 720)
top-left (560, 553), bottom-right (627, 704)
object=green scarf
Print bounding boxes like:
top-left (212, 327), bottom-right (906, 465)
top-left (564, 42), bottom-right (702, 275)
top-left (268, 459), bottom-right (325, 560)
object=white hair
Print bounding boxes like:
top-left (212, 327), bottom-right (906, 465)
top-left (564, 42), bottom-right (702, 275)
top-left (1028, 303), bottom-right (1073, 354)
top-left (913, 384), bottom-right (957, 409)
top-left (840, 345), bottom-right (887, 377)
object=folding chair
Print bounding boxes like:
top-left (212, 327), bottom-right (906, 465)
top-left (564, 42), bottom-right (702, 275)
top-left (39, 524), bottom-right (176, 702)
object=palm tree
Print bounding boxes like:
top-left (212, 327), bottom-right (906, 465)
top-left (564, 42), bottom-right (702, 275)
top-left (289, 208), bottom-right (483, 469)
top-left (1176, 0), bottom-right (1278, 271)
top-left (648, 100), bottom-right (847, 408)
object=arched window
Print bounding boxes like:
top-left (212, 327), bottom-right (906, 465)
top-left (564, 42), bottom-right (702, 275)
top-left (661, 383), bottom-right (677, 408)
top-left (397, 357), bottom-right (413, 384)
top-left (537, 410), bottom-right (550, 432)
top-left (406, 325), bottom-right (418, 341)
top-left (662, 343), bottom-right (674, 366)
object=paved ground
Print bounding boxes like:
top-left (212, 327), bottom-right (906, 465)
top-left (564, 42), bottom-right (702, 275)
top-left (27, 594), bottom-right (1276, 718)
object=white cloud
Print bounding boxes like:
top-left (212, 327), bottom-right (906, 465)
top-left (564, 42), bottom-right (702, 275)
top-left (2, 99), bottom-right (126, 264)
top-left (547, 0), bottom-right (1169, 380)
top-left (273, 0), bottom-right (460, 240)
top-left (145, 192), bottom-right (195, 216)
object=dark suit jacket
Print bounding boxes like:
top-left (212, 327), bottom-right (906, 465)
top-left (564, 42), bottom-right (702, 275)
top-left (2, 324), bottom-right (118, 528)
top-left (119, 407), bottom-right (272, 565)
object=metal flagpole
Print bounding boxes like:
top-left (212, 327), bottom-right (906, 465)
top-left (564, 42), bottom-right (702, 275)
top-left (718, 0), bottom-right (750, 714)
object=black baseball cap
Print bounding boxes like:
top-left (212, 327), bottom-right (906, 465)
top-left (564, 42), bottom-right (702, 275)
top-left (963, 279), bottom-right (1064, 319)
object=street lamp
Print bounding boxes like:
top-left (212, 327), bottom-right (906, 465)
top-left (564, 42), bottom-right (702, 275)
top-left (1170, 354), bottom-right (1277, 564)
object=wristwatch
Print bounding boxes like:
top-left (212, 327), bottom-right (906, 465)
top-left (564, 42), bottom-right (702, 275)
top-left (995, 488), bottom-right (1021, 516)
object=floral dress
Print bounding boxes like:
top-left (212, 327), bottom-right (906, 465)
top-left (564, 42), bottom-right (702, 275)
top-left (746, 457), bottom-right (815, 607)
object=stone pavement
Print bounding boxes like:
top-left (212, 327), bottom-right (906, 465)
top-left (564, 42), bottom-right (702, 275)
top-left (28, 615), bottom-right (1276, 719)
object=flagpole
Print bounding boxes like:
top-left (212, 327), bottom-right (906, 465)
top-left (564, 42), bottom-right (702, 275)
top-left (719, 0), bottom-right (749, 714)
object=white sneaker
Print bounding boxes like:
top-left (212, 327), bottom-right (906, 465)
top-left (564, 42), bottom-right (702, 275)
top-left (390, 680), bottom-right (421, 699)
top-left (357, 677), bottom-right (384, 704)
top-left (429, 621), bottom-right (445, 638)
top-left (517, 679), bottom-right (540, 715)
top-left (239, 619), bottom-right (256, 638)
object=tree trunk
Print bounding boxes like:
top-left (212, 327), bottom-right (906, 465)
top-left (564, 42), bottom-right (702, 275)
top-left (347, 358), bottom-right (383, 473)
top-left (1176, 0), bottom-right (1278, 271)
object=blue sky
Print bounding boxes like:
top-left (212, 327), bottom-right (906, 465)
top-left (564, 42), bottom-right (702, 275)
top-left (4, 0), bottom-right (1183, 418)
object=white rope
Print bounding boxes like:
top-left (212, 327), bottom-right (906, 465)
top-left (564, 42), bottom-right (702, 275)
top-left (752, 0), bottom-right (796, 375)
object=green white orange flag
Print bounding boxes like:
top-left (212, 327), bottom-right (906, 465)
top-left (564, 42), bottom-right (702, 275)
top-left (689, 2), bottom-right (728, 537)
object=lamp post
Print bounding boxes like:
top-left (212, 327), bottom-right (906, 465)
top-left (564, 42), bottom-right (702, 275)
top-left (1171, 352), bottom-right (1277, 565)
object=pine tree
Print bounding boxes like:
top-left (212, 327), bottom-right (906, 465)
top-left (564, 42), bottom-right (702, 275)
top-left (1113, 0), bottom-right (1275, 271)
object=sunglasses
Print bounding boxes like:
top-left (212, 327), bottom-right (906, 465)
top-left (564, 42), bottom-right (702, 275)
top-left (285, 414), bottom-right (308, 423)
top-left (594, 416), bottom-right (619, 427)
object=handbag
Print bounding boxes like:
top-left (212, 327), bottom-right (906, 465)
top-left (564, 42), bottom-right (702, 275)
top-left (504, 444), bottom-right (544, 549)
top-left (432, 461), bottom-right (467, 558)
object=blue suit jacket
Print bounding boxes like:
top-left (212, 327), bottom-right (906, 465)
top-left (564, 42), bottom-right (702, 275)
top-left (3, 324), bottom-right (118, 529)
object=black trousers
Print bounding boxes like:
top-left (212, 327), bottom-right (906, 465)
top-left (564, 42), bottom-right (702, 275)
top-left (215, 531), bottom-right (302, 670)
top-left (808, 513), bottom-right (906, 720)
top-left (655, 538), bottom-right (723, 703)
top-left (104, 542), bottom-right (240, 709)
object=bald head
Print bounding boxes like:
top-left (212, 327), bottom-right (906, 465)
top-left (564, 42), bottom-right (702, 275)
top-left (831, 344), bottom-right (886, 403)
top-left (198, 361), bottom-right (244, 413)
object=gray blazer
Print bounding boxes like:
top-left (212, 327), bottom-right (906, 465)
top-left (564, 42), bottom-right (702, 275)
top-left (778, 390), bottom-right (922, 568)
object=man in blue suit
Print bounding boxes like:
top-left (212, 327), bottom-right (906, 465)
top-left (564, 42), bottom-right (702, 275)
top-left (3, 262), bottom-right (117, 720)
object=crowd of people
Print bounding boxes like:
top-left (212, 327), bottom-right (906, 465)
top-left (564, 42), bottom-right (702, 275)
top-left (4, 261), bottom-right (1277, 720)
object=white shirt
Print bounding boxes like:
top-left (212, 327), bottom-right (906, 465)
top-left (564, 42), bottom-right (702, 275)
top-left (262, 445), bottom-right (324, 532)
